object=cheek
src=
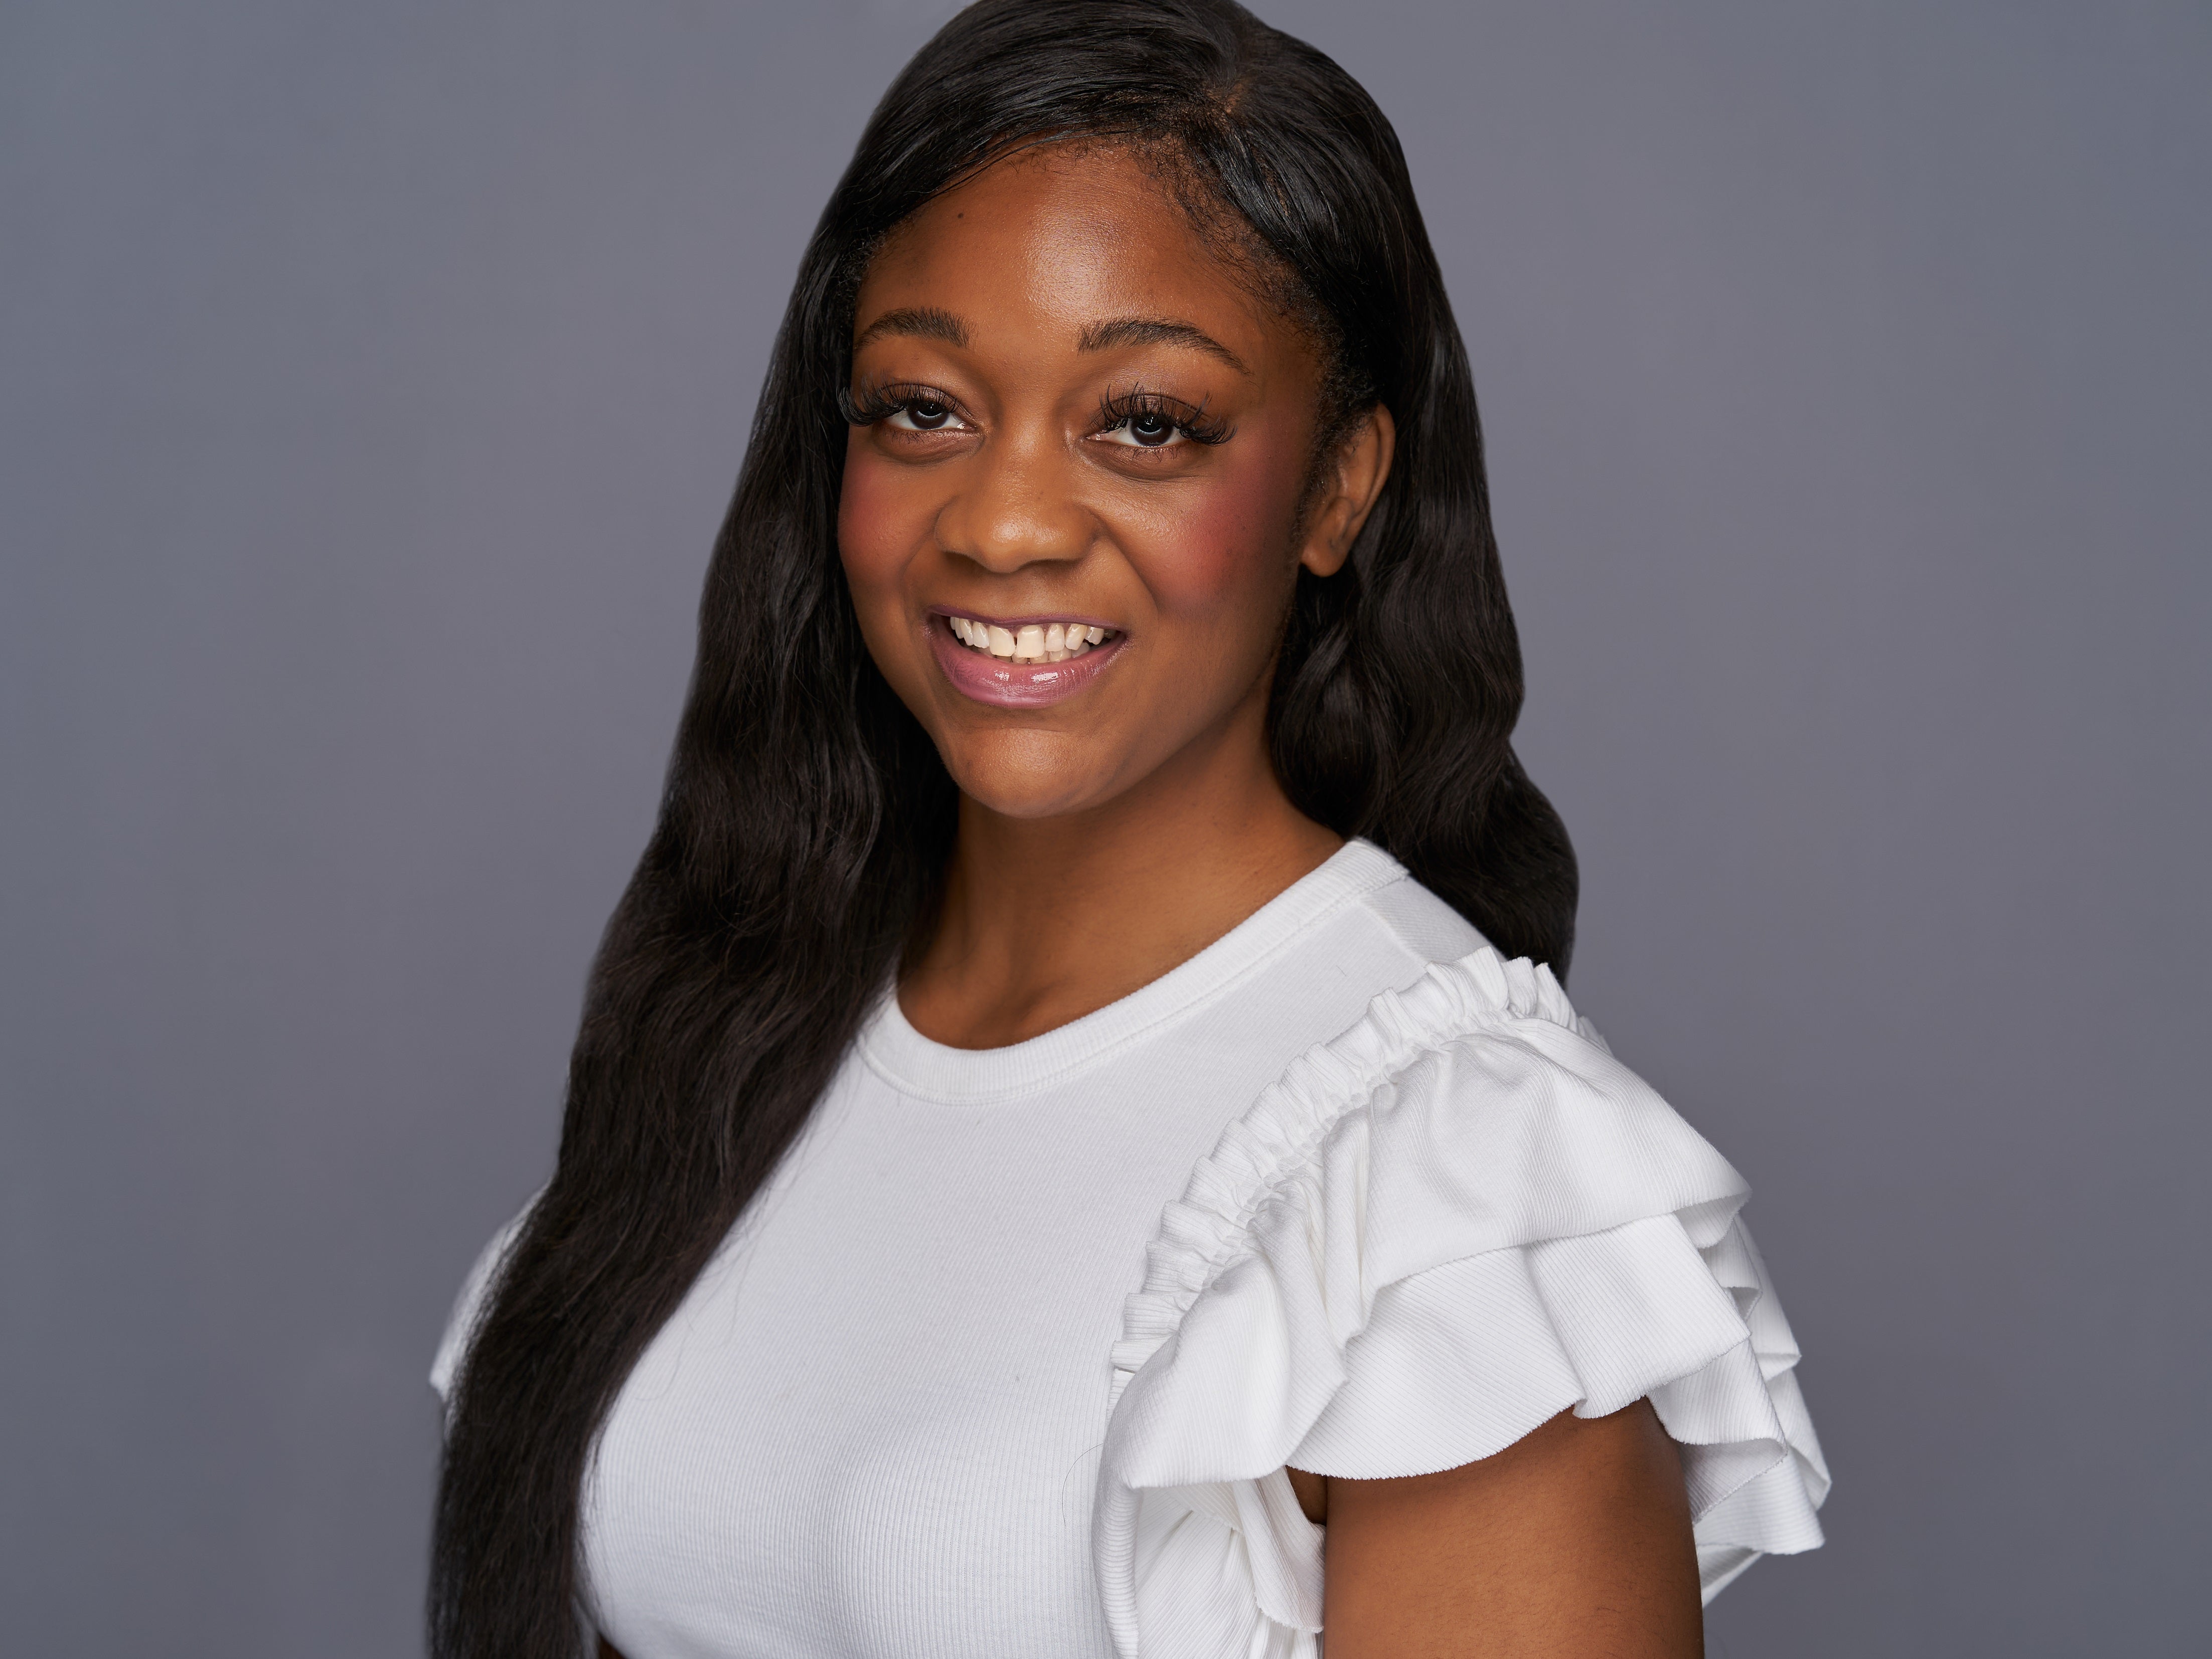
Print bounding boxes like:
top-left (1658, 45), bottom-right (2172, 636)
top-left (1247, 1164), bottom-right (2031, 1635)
top-left (837, 443), bottom-right (941, 709)
top-left (836, 442), bottom-right (925, 597)
top-left (1128, 446), bottom-right (1308, 617)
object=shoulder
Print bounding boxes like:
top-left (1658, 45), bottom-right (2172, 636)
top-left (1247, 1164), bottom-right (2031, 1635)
top-left (1107, 947), bottom-right (1687, 1431)
top-left (1344, 860), bottom-right (1496, 967)
top-left (1091, 944), bottom-right (1827, 1657)
top-left (1216, 843), bottom-right (1497, 1054)
top-left (1275, 842), bottom-right (1496, 989)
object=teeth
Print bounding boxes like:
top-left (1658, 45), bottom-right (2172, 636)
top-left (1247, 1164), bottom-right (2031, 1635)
top-left (943, 615), bottom-right (1114, 665)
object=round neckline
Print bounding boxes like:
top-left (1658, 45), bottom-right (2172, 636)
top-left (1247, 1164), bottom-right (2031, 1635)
top-left (857, 838), bottom-right (1407, 1104)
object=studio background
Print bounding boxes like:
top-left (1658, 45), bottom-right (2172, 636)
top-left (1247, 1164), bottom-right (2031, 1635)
top-left (4, 2), bottom-right (2205, 1654)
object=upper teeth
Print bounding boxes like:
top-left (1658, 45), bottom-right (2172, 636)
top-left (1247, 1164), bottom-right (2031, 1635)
top-left (946, 616), bottom-right (1111, 663)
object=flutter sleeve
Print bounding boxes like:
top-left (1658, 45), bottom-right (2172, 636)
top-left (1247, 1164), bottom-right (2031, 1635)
top-left (1092, 949), bottom-right (1827, 1659)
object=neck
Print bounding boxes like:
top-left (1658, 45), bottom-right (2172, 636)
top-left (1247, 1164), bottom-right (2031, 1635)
top-left (899, 698), bottom-right (1342, 1049)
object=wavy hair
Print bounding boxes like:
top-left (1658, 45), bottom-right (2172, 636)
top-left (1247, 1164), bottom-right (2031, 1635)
top-left (430, 2), bottom-right (1575, 1652)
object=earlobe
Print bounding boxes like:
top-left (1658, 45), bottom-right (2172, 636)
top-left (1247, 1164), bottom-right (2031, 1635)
top-left (1298, 404), bottom-right (1396, 579)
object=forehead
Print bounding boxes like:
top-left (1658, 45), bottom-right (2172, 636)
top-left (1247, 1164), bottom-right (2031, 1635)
top-left (855, 145), bottom-right (1280, 361)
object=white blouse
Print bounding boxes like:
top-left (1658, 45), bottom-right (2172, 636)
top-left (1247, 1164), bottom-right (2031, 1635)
top-left (434, 840), bottom-right (1826, 1658)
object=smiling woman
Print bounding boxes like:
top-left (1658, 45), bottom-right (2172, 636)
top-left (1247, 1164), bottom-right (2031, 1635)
top-left (427, 4), bottom-right (1826, 1657)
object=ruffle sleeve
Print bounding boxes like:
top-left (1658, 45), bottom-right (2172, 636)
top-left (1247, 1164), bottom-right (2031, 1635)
top-left (1092, 949), bottom-right (1827, 1659)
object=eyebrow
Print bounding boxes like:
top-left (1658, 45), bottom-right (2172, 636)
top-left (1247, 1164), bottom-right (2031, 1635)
top-left (1078, 316), bottom-right (1250, 374)
top-left (854, 306), bottom-right (970, 352)
top-left (852, 307), bottom-right (1250, 376)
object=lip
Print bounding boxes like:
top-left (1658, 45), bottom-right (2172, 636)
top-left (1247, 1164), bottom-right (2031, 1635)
top-left (927, 613), bottom-right (1125, 708)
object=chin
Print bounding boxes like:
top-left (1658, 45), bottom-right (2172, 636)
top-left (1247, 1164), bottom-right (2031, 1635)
top-left (943, 750), bottom-right (1116, 821)
top-left (956, 776), bottom-right (1108, 821)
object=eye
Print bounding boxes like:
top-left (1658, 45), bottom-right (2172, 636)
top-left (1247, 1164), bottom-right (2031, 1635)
top-left (1101, 410), bottom-right (1186, 449)
top-left (1092, 390), bottom-right (1230, 453)
top-left (887, 398), bottom-right (956, 431)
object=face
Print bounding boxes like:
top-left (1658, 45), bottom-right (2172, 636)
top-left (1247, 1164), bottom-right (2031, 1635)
top-left (838, 145), bottom-right (1388, 821)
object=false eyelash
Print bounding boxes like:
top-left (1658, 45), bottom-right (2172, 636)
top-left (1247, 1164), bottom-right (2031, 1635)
top-left (839, 380), bottom-right (957, 426)
top-left (1095, 387), bottom-right (1232, 446)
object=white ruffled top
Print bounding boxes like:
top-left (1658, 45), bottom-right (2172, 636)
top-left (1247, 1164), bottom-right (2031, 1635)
top-left (1096, 947), bottom-right (1826, 1657)
top-left (435, 840), bottom-right (1826, 1659)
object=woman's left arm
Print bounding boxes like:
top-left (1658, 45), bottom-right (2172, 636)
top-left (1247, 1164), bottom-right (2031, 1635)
top-left (1288, 1399), bottom-right (1703, 1658)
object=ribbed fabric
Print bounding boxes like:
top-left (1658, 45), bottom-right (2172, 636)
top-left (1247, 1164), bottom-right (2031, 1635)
top-left (432, 840), bottom-right (1826, 1658)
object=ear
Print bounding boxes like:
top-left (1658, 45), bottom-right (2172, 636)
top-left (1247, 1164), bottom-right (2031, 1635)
top-left (1297, 404), bottom-right (1396, 579)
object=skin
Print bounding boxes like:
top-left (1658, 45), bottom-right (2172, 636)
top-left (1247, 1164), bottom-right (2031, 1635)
top-left (604, 145), bottom-right (1700, 1657)
top-left (839, 143), bottom-right (1366, 1048)
top-left (1285, 1406), bottom-right (1703, 1657)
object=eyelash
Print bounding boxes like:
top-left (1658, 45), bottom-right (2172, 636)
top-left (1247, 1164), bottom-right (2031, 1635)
top-left (1095, 388), bottom-right (1231, 448)
top-left (840, 381), bottom-right (952, 427)
top-left (838, 381), bottom-right (1232, 447)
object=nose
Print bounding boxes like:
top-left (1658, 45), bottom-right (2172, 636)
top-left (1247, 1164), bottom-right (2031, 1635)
top-left (934, 428), bottom-right (1092, 573)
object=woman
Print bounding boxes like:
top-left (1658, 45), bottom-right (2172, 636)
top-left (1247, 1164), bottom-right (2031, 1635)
top-left (430, 3), bottom-right (1828, 1655)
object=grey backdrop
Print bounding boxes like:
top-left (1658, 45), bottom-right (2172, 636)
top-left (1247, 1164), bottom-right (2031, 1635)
top-left (4, 2), bottom-right (2206, 1654)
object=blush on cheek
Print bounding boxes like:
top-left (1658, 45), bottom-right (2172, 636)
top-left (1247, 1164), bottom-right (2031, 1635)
top-left (836, 444), bottom-right (922, 588)
top-left (1135, 457), bottom-right (1306, 614)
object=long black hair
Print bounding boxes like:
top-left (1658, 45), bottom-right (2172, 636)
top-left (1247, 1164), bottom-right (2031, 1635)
top-left (431, 2), bottom-right (1575, 1652)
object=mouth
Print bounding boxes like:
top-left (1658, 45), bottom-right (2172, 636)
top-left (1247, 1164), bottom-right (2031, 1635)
top-left (927, 610), bottom-right (1126, 708)
top-left (941, 612), bottom-right (1119, 663)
